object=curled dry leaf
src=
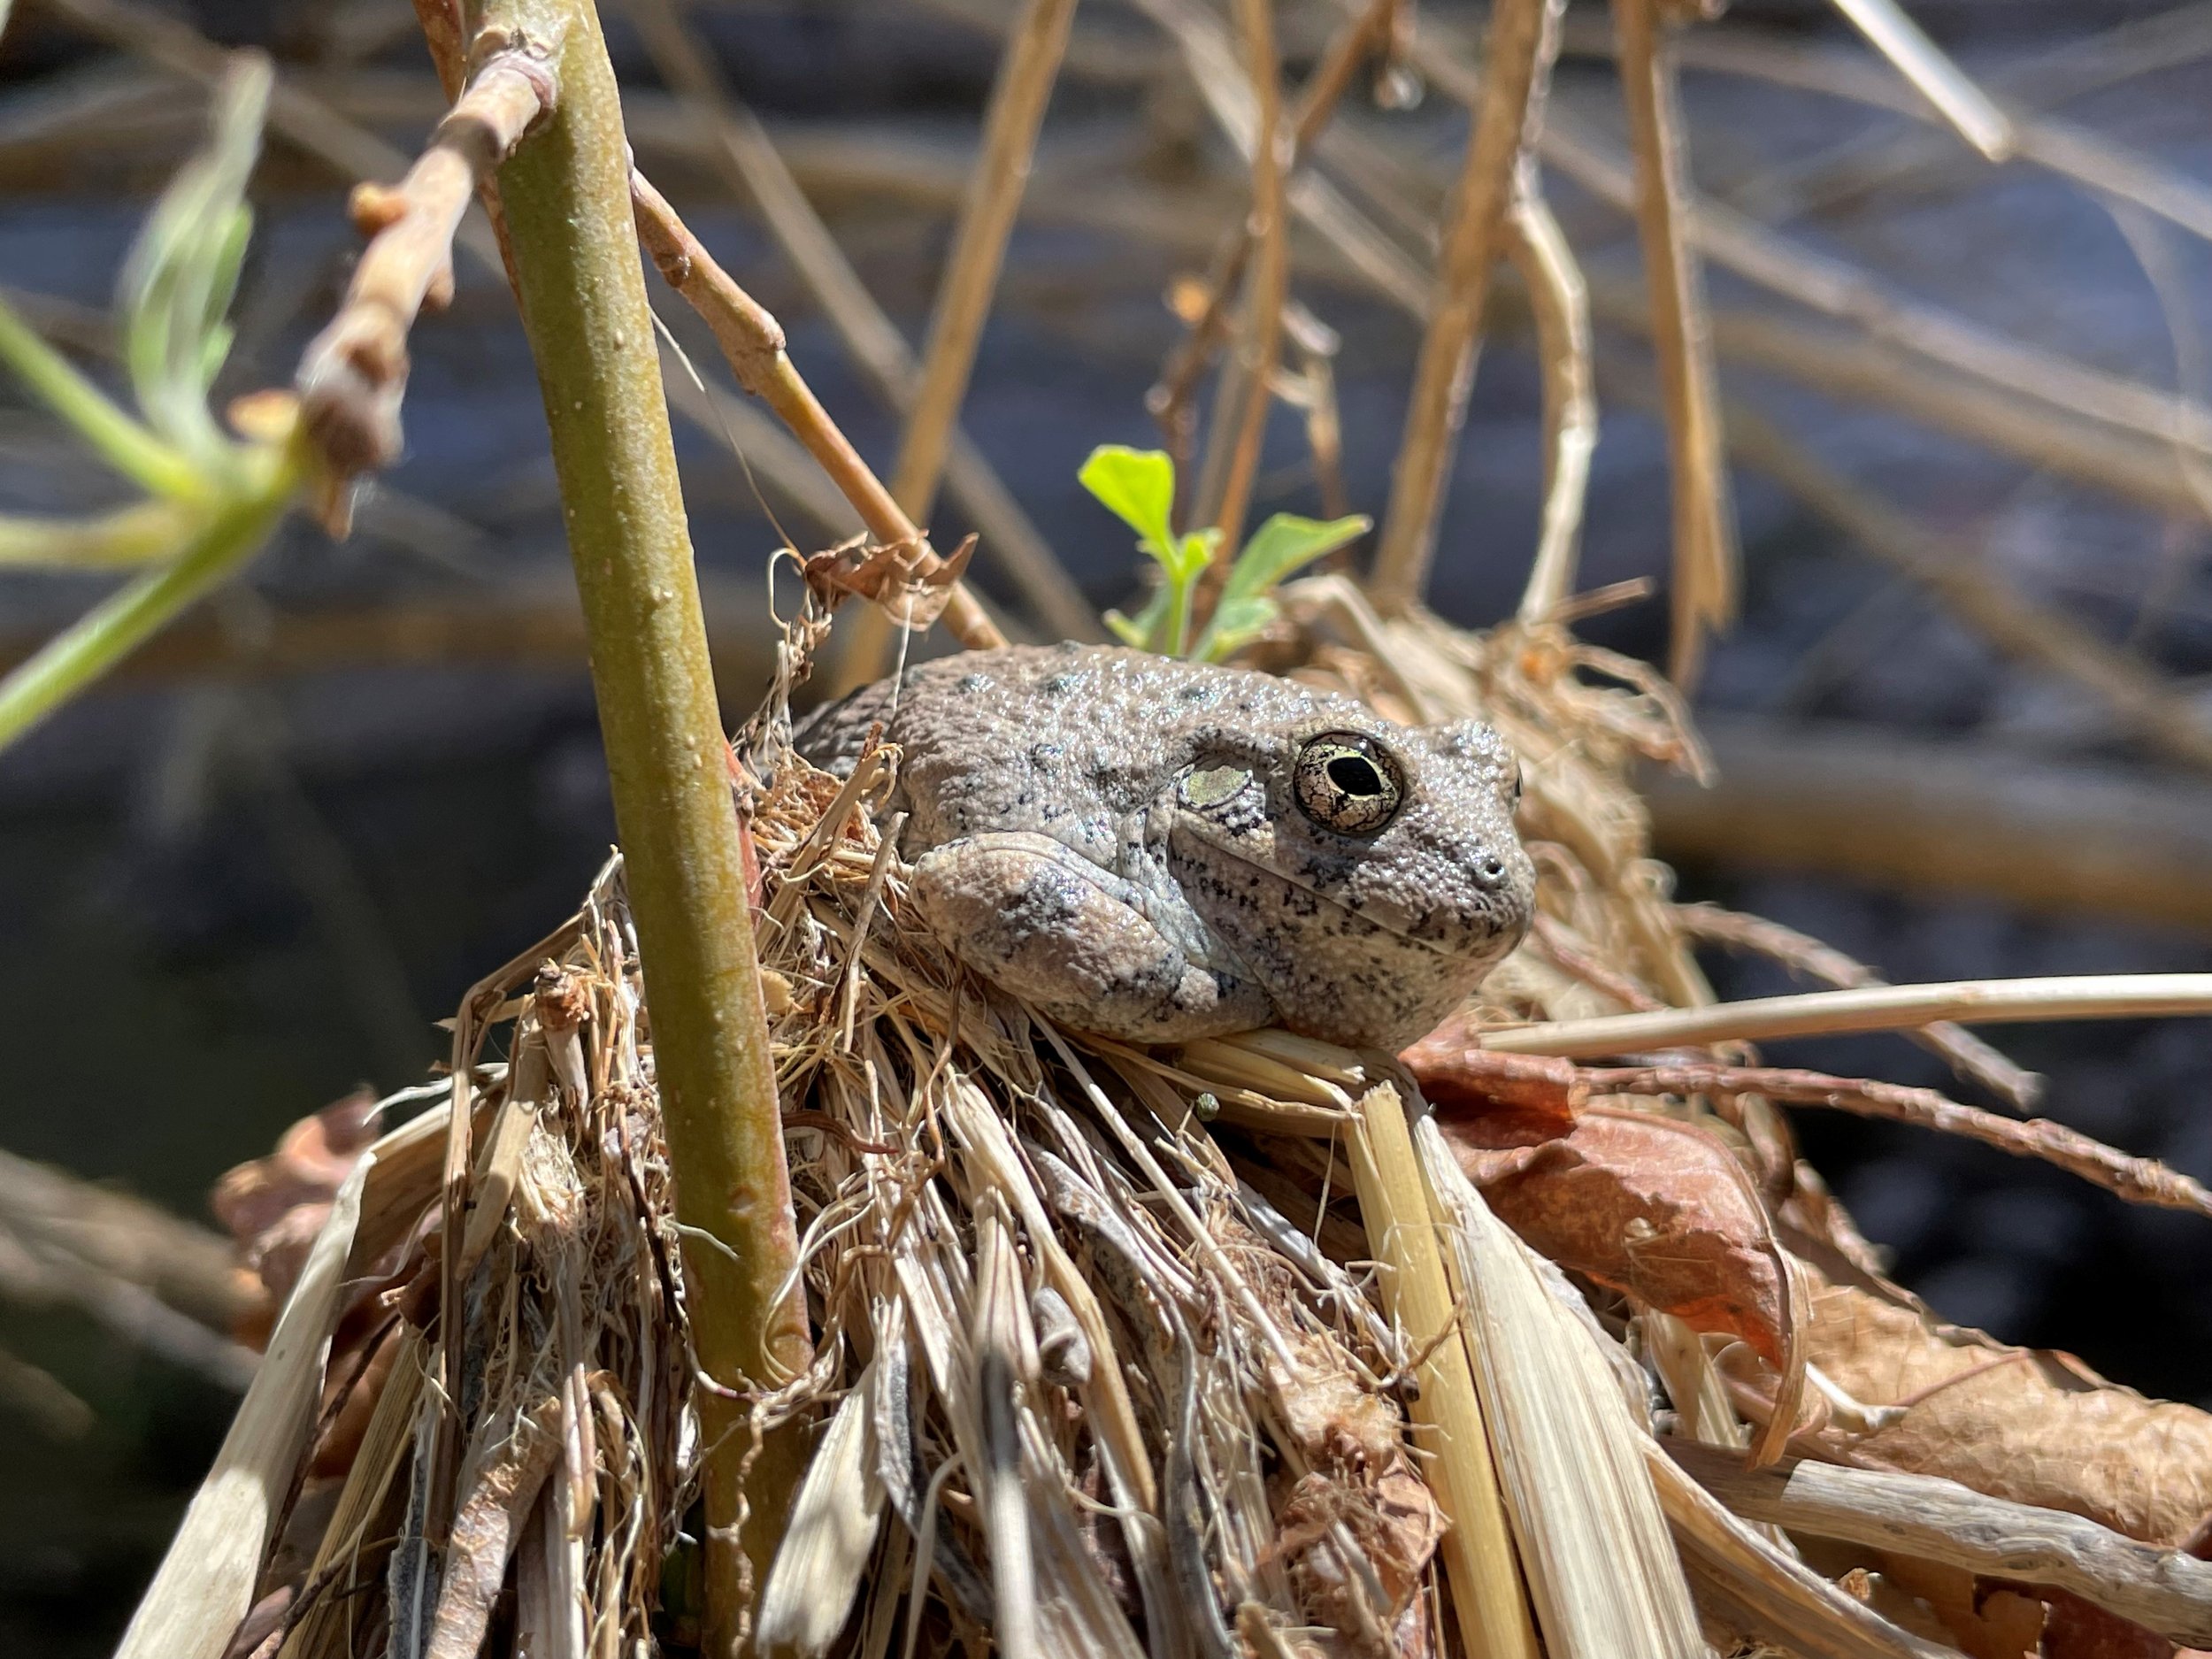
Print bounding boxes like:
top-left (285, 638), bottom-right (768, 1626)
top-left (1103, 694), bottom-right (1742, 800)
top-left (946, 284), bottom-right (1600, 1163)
top-left (1432, 1100), bottom-right (1796, 1372)
top-left (211, 1088), bottom-right (382, 1329)
top-left (1780, 1255), bottom-right (2212, 1551)
top-left (803, 531), bottom-right (979, 629)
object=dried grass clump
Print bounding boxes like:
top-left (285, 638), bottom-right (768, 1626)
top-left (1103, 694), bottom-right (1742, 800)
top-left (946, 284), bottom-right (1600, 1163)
top-left (129, 588), bottom-right (2212, 1659)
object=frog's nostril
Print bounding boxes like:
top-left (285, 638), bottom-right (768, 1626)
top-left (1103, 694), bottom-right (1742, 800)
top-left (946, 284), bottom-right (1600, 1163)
top-left (1477, 855), bottom-right (1507, 884)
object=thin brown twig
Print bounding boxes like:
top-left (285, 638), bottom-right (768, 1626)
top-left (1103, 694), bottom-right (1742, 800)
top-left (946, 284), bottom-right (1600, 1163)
top-left (1504, 162), bottom-right (1596, 624)
top-left (1189, 0), bottom-right (1289, 557)
top-left (1370, 0), bottom-right (1563, 617)
top-left (621, 0), bottom-right (1097, 644)
top-left (1672, 902), bottom-right (2042, 1111)
top-left (1585, 1059), bottom-right (2212, 1222)
top-left (294, 42), bottom-right (556, 485)
top-left (1609, 0), bottom-right (1736, 687)
top-left (833, 0), bottom-right (1074, 688)
top-left (627, 173), bottom-right (1005, 652)
top-left (1146, 0), bottom-right (1399, 495)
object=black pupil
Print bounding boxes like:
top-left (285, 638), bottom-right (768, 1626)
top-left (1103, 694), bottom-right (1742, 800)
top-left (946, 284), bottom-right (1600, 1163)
top-left (1328, 754), bottom-right (1384, 796)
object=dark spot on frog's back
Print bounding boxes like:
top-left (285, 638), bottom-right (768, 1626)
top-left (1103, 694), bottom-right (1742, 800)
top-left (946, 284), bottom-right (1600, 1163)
top-left (1041, 672), bottom-right (1079, 696)
top-left (1030, 741), bottom-right (1065, 768)
top-left (956, 672), bottom-right (991, 695)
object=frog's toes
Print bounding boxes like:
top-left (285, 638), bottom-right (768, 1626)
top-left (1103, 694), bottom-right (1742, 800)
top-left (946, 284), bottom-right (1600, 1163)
top-left (907, 833), bottom-right (1271, 1042)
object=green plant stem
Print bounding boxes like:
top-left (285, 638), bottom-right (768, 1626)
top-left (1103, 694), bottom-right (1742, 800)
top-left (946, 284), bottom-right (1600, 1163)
top-left (0, 292), bottom-right (202, 503)
top-left (0, 451), bottom-right (295, 750)
top-left (487, 2), bottom-right (812, 1650)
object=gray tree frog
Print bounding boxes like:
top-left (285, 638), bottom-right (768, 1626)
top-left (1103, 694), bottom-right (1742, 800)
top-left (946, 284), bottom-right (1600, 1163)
top-left (796, 642), bottom-right (1534, 1050)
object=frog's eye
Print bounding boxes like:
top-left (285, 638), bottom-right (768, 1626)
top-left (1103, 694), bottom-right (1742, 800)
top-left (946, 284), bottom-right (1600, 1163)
top-left (1293, 733), bottom-right (1404, 836)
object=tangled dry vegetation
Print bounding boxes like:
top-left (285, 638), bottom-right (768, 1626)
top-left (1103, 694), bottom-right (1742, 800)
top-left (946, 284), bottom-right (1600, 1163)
top-left (143, 577), bottom-right (2212, 1659)
top-left (35, 0), bottom-right (2212, 1656)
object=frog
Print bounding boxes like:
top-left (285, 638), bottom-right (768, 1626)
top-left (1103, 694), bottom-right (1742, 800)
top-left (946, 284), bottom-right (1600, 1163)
top-left (795, 641), bottom-right (1534, 1050)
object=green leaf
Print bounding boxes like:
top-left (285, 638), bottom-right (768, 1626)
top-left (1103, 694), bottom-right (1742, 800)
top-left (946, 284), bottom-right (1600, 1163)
top-left (1194, 511), bottom-right (1369, 661)
top-left (1077, 444), bottom-right (1178, 560)
top-left (1168, 526), bottom-right (1220, 580)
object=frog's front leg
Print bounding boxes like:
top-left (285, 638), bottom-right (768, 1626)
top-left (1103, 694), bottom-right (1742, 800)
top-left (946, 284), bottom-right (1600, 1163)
top-left (906, 832), bottom-right (1271, 1042)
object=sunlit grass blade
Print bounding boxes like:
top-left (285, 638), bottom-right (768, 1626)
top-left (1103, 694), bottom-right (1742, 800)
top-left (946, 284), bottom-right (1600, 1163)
top-left (0, 445), bottom-right (299, 750)
top-left (0, 294), bottom-right (199, 502)
top-left (0, 500), bottom-right (205, 569)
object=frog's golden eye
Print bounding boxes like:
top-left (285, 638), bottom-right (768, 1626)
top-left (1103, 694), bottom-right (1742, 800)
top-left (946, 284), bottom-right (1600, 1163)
top-left (1293, 733), bottom-right (1404, 836)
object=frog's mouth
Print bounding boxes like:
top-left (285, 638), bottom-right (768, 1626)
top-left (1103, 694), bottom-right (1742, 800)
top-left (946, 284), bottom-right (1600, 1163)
top-left (1170, 818), bottom-right (1526, 960)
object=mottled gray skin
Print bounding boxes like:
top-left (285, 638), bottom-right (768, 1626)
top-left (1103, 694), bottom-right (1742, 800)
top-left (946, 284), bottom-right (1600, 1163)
top-left (796, 642), bottom-right (1534, 1049)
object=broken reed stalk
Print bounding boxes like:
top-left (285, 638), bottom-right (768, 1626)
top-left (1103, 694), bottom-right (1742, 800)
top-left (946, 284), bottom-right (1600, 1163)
top-left (626, 172), bottom-right (1005, 659)
top-left (833, 0), bottom-right (1075, 691)
top-left (1826, 0), bottom-right (2014, 160)
top-left (620, 0), bottom-right (1098, 646)
top-left (1347, 1084), bottom-right (1540, 1659)
top-left (1480, 971), bottom-right (2212, 1057)
top-left (485, 1), bottom-right (810, 1646)
top-left (1608, 0), bottom-right (1736, 687)
top-left (1663, 1436), bottom-right (2212, 1647)
top-left (1370, 0), bottom-right (1562, 617)
top-left (1582, 1059), bottom-right (2212, 1218)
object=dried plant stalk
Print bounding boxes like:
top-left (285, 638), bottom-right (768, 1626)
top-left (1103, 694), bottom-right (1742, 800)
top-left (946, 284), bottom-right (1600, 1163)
top-left (833, 0), bottom-right (1075, 687)
top-left (1348, 1082), bottom-right (1540, 1659)
top-left (1828, 0), bottom-right (2014, 160)
top-left (1483, 972), bottom-right (2212, 1056)
top-left (1191, 0), bottom-right (1288, 551)
top-left (1609, 0), bottom-right (1737, 686)
top-left (1417, 1117), bottom-right (1705, 1659)
top-left (1371, 0), bottom-right (1563, 617)
top-left (1505, 166), bottom-right (1597, 625)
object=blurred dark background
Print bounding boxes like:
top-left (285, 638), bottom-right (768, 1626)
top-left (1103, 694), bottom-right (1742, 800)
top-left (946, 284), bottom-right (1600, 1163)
top-left (4, 0), bottom-right (2212, 1650)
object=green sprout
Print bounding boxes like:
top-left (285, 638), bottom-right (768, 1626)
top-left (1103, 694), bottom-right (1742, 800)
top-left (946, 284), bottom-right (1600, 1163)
top-left (0, 56), bottom-right (305, 753)
top-left (1079, 444), bottom-right (1367, 662)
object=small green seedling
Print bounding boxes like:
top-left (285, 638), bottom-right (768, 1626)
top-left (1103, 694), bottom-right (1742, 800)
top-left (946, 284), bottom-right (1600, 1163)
top-left (1079, 444), bottom-right (1367, 662)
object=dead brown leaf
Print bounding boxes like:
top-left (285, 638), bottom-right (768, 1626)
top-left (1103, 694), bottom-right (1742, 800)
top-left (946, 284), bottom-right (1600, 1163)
top-left (1433, 1101), bottom-right (1794, 1371)
top-left (1791, 1260), bottom-right (2212, 1549)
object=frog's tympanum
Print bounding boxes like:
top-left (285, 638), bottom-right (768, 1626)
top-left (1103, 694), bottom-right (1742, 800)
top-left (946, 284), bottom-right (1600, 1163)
top-left (797, 642), bottom-right (1534, 1049)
